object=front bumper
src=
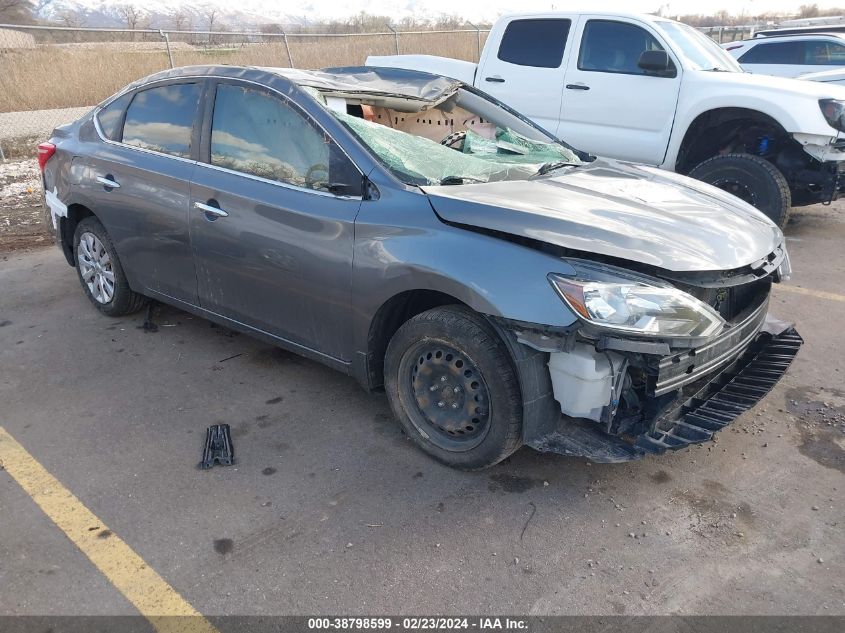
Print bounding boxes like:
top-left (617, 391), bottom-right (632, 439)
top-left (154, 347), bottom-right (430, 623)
top-left (527, 326), bottom-right (803, 463)
top-left (637, 326), bottom-right (802, 454)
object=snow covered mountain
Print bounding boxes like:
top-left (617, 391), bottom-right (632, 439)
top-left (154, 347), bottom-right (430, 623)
top-left (33, 0), bottom-right (504, 28)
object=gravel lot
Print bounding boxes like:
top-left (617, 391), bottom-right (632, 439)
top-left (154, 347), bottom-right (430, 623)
top-left (0, 184), bottom-right (842, 620)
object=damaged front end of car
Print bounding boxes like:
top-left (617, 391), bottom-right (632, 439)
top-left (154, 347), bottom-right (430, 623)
top-left (493, 249), bottom-right (802, 463)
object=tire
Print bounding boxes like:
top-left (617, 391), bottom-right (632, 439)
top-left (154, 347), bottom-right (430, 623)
top-left (73, 216), bottom-right (147, 316)
top-left (384, 305), bottom-right (522, 470)
top-left (688, 153), bottom-right (791, 228)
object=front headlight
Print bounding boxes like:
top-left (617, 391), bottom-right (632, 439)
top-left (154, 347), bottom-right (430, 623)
top-left (819, 99), bottom-right (845, 132)
top-left (548, 274), bottom-right (725, 339)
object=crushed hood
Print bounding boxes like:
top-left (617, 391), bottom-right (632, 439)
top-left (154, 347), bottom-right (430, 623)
top-left (421, 160), bottom-right (782, 272)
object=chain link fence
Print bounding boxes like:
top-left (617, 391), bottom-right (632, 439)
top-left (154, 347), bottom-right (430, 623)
top-left (0, 23), bottom-right (490, 160)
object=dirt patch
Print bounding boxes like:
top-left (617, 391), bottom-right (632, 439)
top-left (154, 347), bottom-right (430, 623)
top-left (670, 481), bottom-right (756, 544)
top-left (0, 159), bottom-right (51, 253)
top-left (786, 387), bottom-right (845, 474)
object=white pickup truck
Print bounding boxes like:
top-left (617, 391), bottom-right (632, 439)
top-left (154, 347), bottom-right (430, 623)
top-left (368, 11), bottom-right (845, 227)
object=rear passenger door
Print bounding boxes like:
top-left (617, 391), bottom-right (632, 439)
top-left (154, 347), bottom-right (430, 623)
top-left (477, 17), bottom-right (573, 132)
top-left (81, 82), bottom-right (201, 305)
top-left (189, 80), bottom-right (364, 361)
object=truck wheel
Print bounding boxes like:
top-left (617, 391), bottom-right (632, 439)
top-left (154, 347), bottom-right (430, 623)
top-left (688, 153), bottom-right (791, 228)
top-left (73, 216), bottom-right (148, 316)
top-left (384, 305), bottom-right (523, 470)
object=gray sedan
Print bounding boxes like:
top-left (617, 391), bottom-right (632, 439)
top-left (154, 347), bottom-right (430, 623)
top-left (39, 65), bottom-right (801, 469)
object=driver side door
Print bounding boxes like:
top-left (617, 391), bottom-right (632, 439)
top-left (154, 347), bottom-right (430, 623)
top-left (189, 80), bottom-right (364, 361)
top-left (558, 17), bottom-right (682, 165)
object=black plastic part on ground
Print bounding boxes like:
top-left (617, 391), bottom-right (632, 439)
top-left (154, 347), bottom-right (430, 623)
top-left (199, 424), bottom-right (234, 469)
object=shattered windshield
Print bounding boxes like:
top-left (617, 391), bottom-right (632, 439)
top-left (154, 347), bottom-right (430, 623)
top-left (331, 105), bottom-right (581, 186)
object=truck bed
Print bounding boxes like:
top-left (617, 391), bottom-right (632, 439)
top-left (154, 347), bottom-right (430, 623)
top-left (366, 54), bottom-right (478, 85)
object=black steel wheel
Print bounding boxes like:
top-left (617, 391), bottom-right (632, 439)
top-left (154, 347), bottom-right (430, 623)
top-left (407, 342), bottom-right (492, 451)
top-left (688, 153), bottom-right (791, 228)
top-left (384, 305), bottom-right (522, 470)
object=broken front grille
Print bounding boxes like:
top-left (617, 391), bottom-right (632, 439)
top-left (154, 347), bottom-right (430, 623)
top-left (637, 328), bottom-right (803, 454)
top-left (650, 296), bottom-right (769, 396)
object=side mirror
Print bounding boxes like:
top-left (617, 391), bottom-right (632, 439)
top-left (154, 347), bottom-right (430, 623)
top-left (637, 50), bottom-right (674, 76)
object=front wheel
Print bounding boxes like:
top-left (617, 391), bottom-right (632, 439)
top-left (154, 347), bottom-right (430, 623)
top-left (688, 153), bottom-right (791, 228)
top-left (73, 216), bottom-right (147, 316)
top-left (384, 305), bottom-right (523, 470)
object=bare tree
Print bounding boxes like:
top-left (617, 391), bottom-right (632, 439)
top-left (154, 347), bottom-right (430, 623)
top-left (207, 8), bottom-right (218, 32)
top-left (0, 0), bottom-right (34, 24)
top-left (798, 4), bottom-right (821, 18)
top-left (171, 10), bottom-right (188, 31)
top-left (59, 10), bottom-right (85, 28)
top-left (117, 4), bottom-right (143, 30)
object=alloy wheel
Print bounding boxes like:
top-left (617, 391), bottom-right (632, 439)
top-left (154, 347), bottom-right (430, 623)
top-left (77, 231), bottom-right (115, 304)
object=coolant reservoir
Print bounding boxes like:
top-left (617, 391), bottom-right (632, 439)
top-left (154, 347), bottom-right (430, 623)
top-left (547, 345), bottom-right (616, 422)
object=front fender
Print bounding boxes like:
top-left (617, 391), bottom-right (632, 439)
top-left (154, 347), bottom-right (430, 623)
top-left (350, 186), bottom-right (579, 356)
top-left (664, 72), bottom-right (844, 168)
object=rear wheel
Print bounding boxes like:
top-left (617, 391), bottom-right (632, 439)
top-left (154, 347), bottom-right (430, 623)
top-left (73, 216), bottom-right (147, 316)
top-left (384, 305), bottom-right (522, 470)
top-left (688, 153), bottom-right (791, 228)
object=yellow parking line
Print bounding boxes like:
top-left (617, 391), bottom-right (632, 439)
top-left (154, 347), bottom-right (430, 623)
top-left (0, 426), bottom-right (218, 633)
top-left (777, 285), bottom-right (845, 303)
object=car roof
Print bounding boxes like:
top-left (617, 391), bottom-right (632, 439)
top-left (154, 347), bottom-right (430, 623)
top-left (746, 31), bottom-right (845, 41)
top-left (497, 10), bottom-right (681, 25)
top-left (116, 64), bottom-right (461, 105)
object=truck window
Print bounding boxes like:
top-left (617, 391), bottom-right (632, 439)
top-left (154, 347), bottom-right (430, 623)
top-left (579, 20), bottom-right (669, 75)
top-left (738, 41), bottom-right (805, 64)
top-left (497, 19), bottom-right (571, 68)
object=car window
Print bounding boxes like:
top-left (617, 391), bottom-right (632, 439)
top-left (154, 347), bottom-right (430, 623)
top-left (497, 19), bottom-right (571, 68)
top-left (805, 40), bottom-right (845, 65)
top-left (209, 83), bottom-right (359, 194)
top-left (122, 83), bottom-right (199, 157)
top-left (738, 41), bottom-right (805, 64)
top-left (96, 92), bottom-right (133, 141)
top-left (579, 20), bottom-right (670, 75)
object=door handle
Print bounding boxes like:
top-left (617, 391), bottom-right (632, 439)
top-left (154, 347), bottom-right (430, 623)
top-left (95, 175), bottom-right (120, 189)
top-left (565, 83), bottom-right (590, 90)
top-left (194, 200), bottom-right (229, 219)
top-left (485, 76), bottom-right (505, 83)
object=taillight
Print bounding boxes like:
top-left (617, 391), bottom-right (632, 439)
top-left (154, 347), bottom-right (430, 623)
top-left (37, 142), bottom-right (56, 173)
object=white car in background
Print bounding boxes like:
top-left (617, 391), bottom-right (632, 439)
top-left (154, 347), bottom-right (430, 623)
top-left (723, 32), bottom-right (845, 77)
top-left (800, 66), bottom-right (845, 86)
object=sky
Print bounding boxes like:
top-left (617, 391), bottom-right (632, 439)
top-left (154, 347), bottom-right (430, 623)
top-left (298, 0), bottom-right (845, 19)
top-left (276, 0), bottom-right (845, 20)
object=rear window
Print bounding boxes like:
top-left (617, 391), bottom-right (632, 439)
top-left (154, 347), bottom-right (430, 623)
top-left (96, 93), bottom-right (132, 141)
top-left (805, 40), bottom-right (845, 65)
top-left (497, 19), bottom-right (571, 68)
top-left (122, 83), bottom-right (200, 158)
top-left (738, 41), bottom-right (805, 64)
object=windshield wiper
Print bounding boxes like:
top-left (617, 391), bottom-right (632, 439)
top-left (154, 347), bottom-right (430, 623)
top-left (438, 175), bottom-right (487, 185)
top-left (533, 161), bottom-right (578, 177)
